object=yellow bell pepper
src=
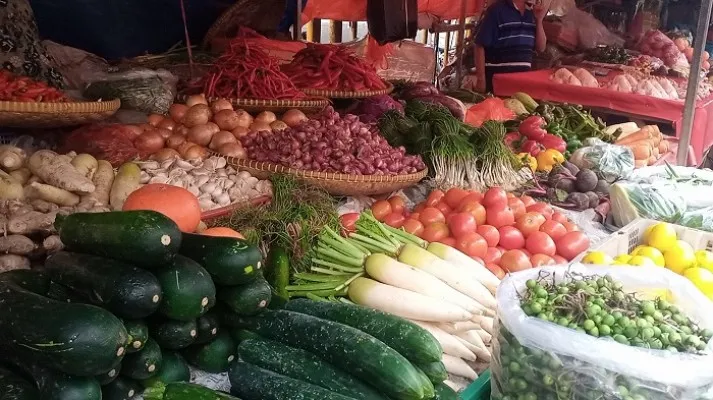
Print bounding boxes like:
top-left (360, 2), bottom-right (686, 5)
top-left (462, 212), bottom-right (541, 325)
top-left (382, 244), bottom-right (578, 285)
top-left (535, 149), bottom-right (565, 172)
top-left (517, 153), bottom-right (537, 172)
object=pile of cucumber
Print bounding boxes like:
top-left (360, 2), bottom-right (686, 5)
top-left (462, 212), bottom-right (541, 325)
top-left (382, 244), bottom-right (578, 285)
top-left (0, 210), bottom-right (264, 400)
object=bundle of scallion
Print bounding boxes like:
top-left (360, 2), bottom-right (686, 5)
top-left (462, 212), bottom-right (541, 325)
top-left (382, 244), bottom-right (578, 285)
top-left (466, 120), bottom-right (530, 191)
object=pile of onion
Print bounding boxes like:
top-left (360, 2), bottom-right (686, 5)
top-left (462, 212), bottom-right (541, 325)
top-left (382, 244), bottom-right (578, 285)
top-left (240, 106), bottom-right (425, 175)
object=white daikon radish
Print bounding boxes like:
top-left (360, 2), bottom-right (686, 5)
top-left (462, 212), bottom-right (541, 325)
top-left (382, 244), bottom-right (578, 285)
top-left (365, 254), bottom-right (486, 315)
top-left (476, 328), bottom-right (492, 343)
top-left (442, 354), bottom-right (478, 380)
top-left (399, 244), bottom-right (496, 310)
top-left (427, 242), bottom-right (500, 294)
top-left (472, 315), bottom-right (494, 335)
top-left (348, 277), bottom-right (472, 322)
top-left (456, 331), bottom-right (491, 362)
top-left (437, 321), bottom-right (480, 334)
top-left (444, 380), bottom-right (467, 392)
top-left (409, 321), bottom-right (477, 361)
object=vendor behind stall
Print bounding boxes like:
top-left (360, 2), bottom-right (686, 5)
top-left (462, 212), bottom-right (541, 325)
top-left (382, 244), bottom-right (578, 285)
top-left (474, 0), bottom-right (551, 92)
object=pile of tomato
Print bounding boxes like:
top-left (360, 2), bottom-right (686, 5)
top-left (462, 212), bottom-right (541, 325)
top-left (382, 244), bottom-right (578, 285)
top-left (363, 187), bottom-right (591, 278)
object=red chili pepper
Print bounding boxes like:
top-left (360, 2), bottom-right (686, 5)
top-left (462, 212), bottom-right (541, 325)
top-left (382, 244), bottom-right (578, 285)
top-left (504, 132), bottom-right (522, 149)
top-left (521, 139), bottom-right (545, 156)
top-left (539, 133), bottom-right (567, 153)
top-left (518, 116), bottom-right (547, 141)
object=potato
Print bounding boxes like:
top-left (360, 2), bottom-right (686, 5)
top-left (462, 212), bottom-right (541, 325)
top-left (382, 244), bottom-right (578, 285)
top-left (87, 160), bottom-right (115, 206)
top-left (9, 168), bottom-right (31, 185)
top-left (109, 162), bottom-right (141, 211)
top-left (0, 170), bottom-right (24, 200)
top-left (71, 153), bottom-right (99, 179)
top-left (24, 182), bottom-right (80, 207)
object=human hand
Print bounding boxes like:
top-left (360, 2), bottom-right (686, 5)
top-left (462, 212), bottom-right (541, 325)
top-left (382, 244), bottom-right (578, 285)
top-left (534, 0), bottom-right (552, 21)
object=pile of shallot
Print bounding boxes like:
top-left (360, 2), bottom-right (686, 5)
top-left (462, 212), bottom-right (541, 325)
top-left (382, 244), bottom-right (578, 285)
top-left (240, 107), bottom-right (425, 175)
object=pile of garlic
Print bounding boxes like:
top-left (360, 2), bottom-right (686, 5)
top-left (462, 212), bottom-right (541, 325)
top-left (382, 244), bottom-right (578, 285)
top-left (137, 156), bottom-right (272, 211)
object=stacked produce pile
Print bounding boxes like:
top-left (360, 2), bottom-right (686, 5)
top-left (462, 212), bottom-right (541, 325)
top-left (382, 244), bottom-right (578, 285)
top-left (637, 30), bottom-right (690, 71)
top-left (584, 46), bottom-right (631, 65)
top-left (0, 70), bottom-right (67, 102)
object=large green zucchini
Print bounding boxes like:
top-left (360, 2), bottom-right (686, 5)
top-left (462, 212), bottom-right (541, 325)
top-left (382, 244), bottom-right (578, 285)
top-left (155, 255), bottom-right (216, 321)
top-left (141, 351), bottom-right (190, 388)
top-left (183, 330), bottom-right (236, 373)
top-left (194, 311), bottom-right (220, 344)
top-left (101, 377), bottom-right (142, 400)
top-left (179, 233), bottom-right (262, 285)
top-left (144, 382), bottom-right (240, 400)
top-left (0, 365), bottom-right (39, 400)
top-left (218, 276), bottom-right (271, 316)
top-left (149, 318), bottom-right (197, 350)
top-left (120, 337), bottom-right (162, 380)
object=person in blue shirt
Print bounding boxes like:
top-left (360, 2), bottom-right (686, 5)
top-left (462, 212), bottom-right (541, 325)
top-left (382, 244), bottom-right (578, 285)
top-left (474, 0), bottom-right (550, 93)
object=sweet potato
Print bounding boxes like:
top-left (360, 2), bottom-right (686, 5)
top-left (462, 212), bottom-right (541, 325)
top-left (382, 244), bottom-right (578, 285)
top-left (87, 160), bottom-right (115, 206)
top-left (24, 182), bottom-right (80, 207)
top-left (0, 254), bottom-right (30, 272)
top-left (0, 235), bottom-right (36, 255)
top-left (109, 162), bottom-right (141, 210)
top-left (28, 150), bottom-right (95, 194)
top-left (71, 153), bottom-right (98, 179)
top-left (8, 210), bottom-right (57, 235)
top-left (0, 170), bottom-right (24, 200)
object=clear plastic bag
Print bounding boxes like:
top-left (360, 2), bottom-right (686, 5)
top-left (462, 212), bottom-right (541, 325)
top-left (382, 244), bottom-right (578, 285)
top-left (609, 181), bottom-right (686, 227)
top-left (569, 139), bottom-right (635, 183)
top-left (678, 206), bottom-right (713, 233)
top-left (492, 265), bottom-right (713, 400)
top-left (82, 68), bottom-right (177, 114)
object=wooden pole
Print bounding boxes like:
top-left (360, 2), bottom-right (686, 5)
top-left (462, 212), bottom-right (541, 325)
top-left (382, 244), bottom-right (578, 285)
top-left (454, 0), bottom-right (467, 87)
top-left (330, 20), bottom-right (343, 43)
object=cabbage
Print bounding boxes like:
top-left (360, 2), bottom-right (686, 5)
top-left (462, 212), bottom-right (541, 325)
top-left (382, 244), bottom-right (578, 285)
top-left (355, 95), bottom-right (404, 123)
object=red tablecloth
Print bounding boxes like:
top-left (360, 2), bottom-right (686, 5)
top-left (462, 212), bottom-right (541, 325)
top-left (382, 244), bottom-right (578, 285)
top-left (493, 70), bottom-right (713, 163)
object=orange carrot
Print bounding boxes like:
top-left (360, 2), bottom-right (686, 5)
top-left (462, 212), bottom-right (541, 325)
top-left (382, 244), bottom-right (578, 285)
top-left (615, 127), bottom-right (653, 145)
top-left (658, 140), bottom-right (669, 154)
top-left (625, 141), bottom-right (653, 160)
top-left (635, 159), bottom-right (648, 168)
top-left (647, 155), bottom-right (657, 165)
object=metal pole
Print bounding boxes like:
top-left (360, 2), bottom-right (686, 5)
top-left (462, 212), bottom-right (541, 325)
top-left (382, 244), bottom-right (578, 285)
top-left (454, 0), bottom-right (468, 88)
top-left (678, 0), bottom-right (713, 165)
top-left (294, 0), bottom-right (303, 40)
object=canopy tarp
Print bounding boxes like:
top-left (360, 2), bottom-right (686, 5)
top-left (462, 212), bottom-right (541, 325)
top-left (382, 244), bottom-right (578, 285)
top-left (302, 0), bottom-right (484, 21)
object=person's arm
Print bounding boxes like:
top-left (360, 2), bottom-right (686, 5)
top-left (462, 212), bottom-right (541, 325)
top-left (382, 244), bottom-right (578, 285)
top-left (475, 45), bottom-right (486, 88)
top-left (473, 9), bottom-right (498, 91)
top-left (534, 18), bottom-right (547, 52)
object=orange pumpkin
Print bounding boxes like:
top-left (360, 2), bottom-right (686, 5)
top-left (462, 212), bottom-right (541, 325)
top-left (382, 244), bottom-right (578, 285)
top-left (201, 227), bottom-right (244, 239)
top-left (123, 184), bottom-right (201, 232)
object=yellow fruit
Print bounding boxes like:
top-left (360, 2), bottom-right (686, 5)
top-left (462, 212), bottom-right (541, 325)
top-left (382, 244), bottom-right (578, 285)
top-left (629, 245), bottom-right (647, 256)
top-left (614, 254), bottom-right (633, 263)
top-left (646, 223), bottom-right (678, 251)
top-left (636, 288), bottom-right (674, 302)
top-left (628, 256), bottom-right (657, 268)
top-left (683, 267), bottom-right (713, 297)
top-left (581, 251), bottom-right (614, 265)
top-left (642, 225), bottom-right (655, 244)
top-left (695, 250), bottom-right (713, 272)
top-left (635, 246), bottom-right (665, 267)
top-left (663, 240), bottom-right (696, 274)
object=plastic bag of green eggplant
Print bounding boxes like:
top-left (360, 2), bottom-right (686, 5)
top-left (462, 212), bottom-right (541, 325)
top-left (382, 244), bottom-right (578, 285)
top-left (491, 265), bottom-right (713, 400)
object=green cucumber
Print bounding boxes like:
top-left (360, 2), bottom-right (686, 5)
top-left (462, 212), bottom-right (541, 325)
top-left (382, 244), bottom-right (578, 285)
top-left (0, 365), bottom-right (39, 400)
top-left (183, 330), bottom-right (236, 373)
top-left (195, 312), bottom-right (220, 344)
top-left (120, 337), bottom-right (162, 380)
top-left (96, 362), bottom-right (121, 385)
top-left (228, 362), bottom-right (356, 400)
top-left (123, 319), bottom-right (149, 353)
top-left (101, 377), bottom-right (141, 400)
top-left (55, 210), bottom-right (182, 269)
top-left (285, 298), bottom-right (442, 364)
top-left (0, 270), bottom-right (128, 376)
top-left (180, 233), bottom-right (262, 284)
top-left (150, 318), bottom-right (197, 350)
top-left (218, 276), bottom-right (271, 315)
top-left (45, 251), bottom-right (162, 319)
top-left (223, 309), bottom-right (427, 400)
top-left (238, 337), bottom-right (386, 399)
top-left (155, 255), bottom-right (216, 321)
top-left (265, 246), bottom-right (289, 302)
top-left (418, 361), bottom-right (448, 385)
top-left (3, 353), bottom-right (101, 400)
top-left (141, 351), bottom-right (190, 388)
top-left (144, 382), bottom-right (239, 400)
top-left (229, 328), bottom-right (259, 344)
top-left (45, 281), bottom-right (85, 303)
top-left (434, 383), bottom-right (458, 400)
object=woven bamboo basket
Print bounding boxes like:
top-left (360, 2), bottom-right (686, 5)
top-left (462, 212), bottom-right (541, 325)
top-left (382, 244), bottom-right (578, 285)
top-left (202, 0), bottom-right (286, 49)
top-left (223, 157), bottom-right (427, 196)
top-left (301, 82), bottom-right (395, 99)
top-left (201, 194), bottom-right (272, 222)
top-left (0, 99), bottom-right (121, 128)
top-left (177, 95), bottom-right (329, 114)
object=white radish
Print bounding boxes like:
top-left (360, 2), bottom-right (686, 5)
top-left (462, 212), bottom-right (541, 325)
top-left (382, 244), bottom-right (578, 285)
top-left (348, 277), bottom-right (472, 322)
top-left (476, 329), bottom-right (492, 344)
top-left (438, 321), bottom-right (480, 334)
top-left (427, 242), bottom-right (500, 294)
top-left (472, 315), bottom-right (494, 335)
top-left (442, 354), bottom-right (478, 380)
top-left (365, 254), bottom-right (486, 315)
top-left (444, 380), bottom-right (466, 392)
top-left (409, 321), bottom-right (476, 361)
top-left (399, 244), bottom-right (496, 310)
top-left (456, 331), bottom-right (491, 362)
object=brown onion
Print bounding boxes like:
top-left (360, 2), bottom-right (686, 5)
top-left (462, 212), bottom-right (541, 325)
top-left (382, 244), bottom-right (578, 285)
top-left (135, 131), bottom-right (165, 152)
top-left (270, 120), bottom-right (288, 131)
top-left (177, 141), bottom-right (197, 156)
top-left (147, 114), bottom-right (164, 126)
top-left (218, 142), bottom-right (247, 159)
top-left (166, 134), bottom-right (186, 149)
top-left (157, 118), bottom-right (176, 131)
top-left (182, 104), bottom-right (212, 127)
top-left (138, 123), bottom-right (154, 132)
top-left (175, 125), bottom-right (189, 136)
top-left (213, 109), bottom-right (241, 131)
top-left (183, 145), bottom-right (208, 160)
top-left (255, 111), bottom-right (277, 124)
top-left (124, 125), bottom-right (144, 139)
top-left (155, 128), bottom-right (173, 140)
top-left (187, 124), bottom-right (217, 146)
top-left (186, 94), bottom-right (208, 107)
top-left (169, 103), bottom-right (188, 122)
top-left (209, 130), bottom-right (237, 150)
top-left (250, 121), bottom-right (272, 132)
top-left (151, 148), bottom-right (180, 161)
top-left (210, 98), bottom-right (233, 113)
top-left (232, 126), bottom-right (249, 139)
top-left (281, 109), bottom-right (307, 127)
top-left (234, 109), bottom-right (254, 128)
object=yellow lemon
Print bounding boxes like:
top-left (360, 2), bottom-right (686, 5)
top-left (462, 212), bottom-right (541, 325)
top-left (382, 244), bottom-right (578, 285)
top-left (683, 267), bottom-right (713, 297)
top-left (636, 288), bottom-right (674, 302)
top-left (628, 256), bottom-right (657, 267)
top-left (629, 245), bottom-right (647, 256)
top-left (614, 254), bottom-right (633, 263)
top-left (646, 223), bottom-right (678, 252)
top-left (635, 246), bottom-right (665, 267)
top-left (581, 251), bottom-right (614, 265)
top-left (695, 250), bottom-right (713, 273)
top-left (642, 224), bottom-right (656, 244)
top-left (663, 240), bottom-right (696, 274)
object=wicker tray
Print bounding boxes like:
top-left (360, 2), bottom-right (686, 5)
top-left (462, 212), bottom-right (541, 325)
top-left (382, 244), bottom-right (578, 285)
top-left (300, 82), bottom-right (394, 99)
top-left (177, 95), bottom-right (329, 114)
top-left (223, 157), bottom-right (427, 196)
top-left (0, 99), bottom-right (121, 128)
top-left (201, 194), bottom-right (271, 222)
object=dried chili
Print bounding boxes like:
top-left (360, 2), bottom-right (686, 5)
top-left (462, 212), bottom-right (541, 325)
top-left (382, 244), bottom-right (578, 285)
top-left (0, 70), bottom-right (68, 102)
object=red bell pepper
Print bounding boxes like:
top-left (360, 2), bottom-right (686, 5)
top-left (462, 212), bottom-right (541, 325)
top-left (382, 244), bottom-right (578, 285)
top-left (521, 139), bottom-right (545, 156)
top-left (518, 116), bottom-right (547, 141)
top-left (539, 133), bottom-right (567, 153)
top-left (504, 132), bottom-right (521, 149)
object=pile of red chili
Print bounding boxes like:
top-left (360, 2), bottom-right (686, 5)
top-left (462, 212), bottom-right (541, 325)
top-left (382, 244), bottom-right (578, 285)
top-left (201, 38), bottom-right (305, 100)
top-left (282, 44), bottom-right (387, 91)
top-left (0, 70), bottom-right (67, 102)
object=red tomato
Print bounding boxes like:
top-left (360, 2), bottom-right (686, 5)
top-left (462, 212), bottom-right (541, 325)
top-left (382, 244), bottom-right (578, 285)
top-left (486, 263), bottom-right (506, 279)
top-left (435, 201), bottom-right (452, 217)
top-left (444, 188), bottom-right (469, 209)
top-left (383, 213), bottom-right (406, 228)
top-left (482, 187), bottom-right (508, 209)
top-left (525, 231), bottom-right (556, 256)
top-left (448, 213), bottom-right (477, 239)
top-left (387, 196), bottom-right (406, 215)
top-left (555, 231), bottom-right (590, 261)
top-left (422, 222), bottom-right (450, 242)
top-left (458, 201), bottom-right (487, 226)
top-left (506, 192), bottom-right (516, 199)
top-left (551, 212), bottom-right (568, 224)
top-left (500, 249), bottom-right (532, 272)
top-left (520, 248), bottom-right (531, 257)
top-left (483, 247), bottom-right (502, 264)
top-left (515, 212), bottom-right (547, 237)
top-left (530, 253), bottom-right (556, 267)
top-left (420, 207), bottom-right (446, 225)
top-left (526, 203), bottom-right (554, 219)
top-left (402, 219), bottom-right (424, 236)
top-left (486, 206), bottom-right (515, 228)
top-left (459, 192), bottom-right (483, 207)
top-left (539, 220), bottom-right (567, 240)
top-left (340, 213), bottom-right (359, 234)
top-left (552, 255), bottom-right (568, 264)
top-left (371, 200), bottom-right (392, 221)
top-left (562, 221), bottom-right (580, 232)
top-left (426, 190), bottom-right (445, 207)
top-left (520, 195), bottom-right (536, 207)
top-left (498, 226), bottom-right (525, 250)
top-left (437, 237), bottom-right (457, 247)
top-left (413, 203), bottom-right (426, 213)
top-left (456, 232), bottom-right (488, 258)
top-left (410, 212), bottom-right (421, 221)
top-left (496, 246), bottom-right (507, 253)
top-left (476, 225), bottom-right (500, 247)
top-left (507, 197), bottom-right (526, 219)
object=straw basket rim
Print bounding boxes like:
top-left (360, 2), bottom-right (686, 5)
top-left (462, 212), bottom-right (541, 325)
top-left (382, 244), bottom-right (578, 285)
top-left (0, 99), bottom-right (121, 128)
top-left (177, 95), bottom-right (329, 113)
top-left (300, 82), bottom-right (394, 99)
top-left (0, 98), bottom-right (121, 114)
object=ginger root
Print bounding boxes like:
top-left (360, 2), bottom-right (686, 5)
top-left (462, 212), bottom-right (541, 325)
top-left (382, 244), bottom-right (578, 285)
top-left (28, 150), bottom-right (95, 194)
top-left (8, 210), bottom-right (57, 235)
top-left (42, 235), bottom-right (64, 254)
top-left (0, 234), bottom-right (36, 255)
top-left (25, 182), bottom-right (80, 207)
top-left (0, 254), bottom-right (30, 272)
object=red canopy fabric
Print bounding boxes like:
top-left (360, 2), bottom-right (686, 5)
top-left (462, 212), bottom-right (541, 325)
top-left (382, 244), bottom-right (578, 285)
top-left (302, 0), bottom-right (484, 21)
